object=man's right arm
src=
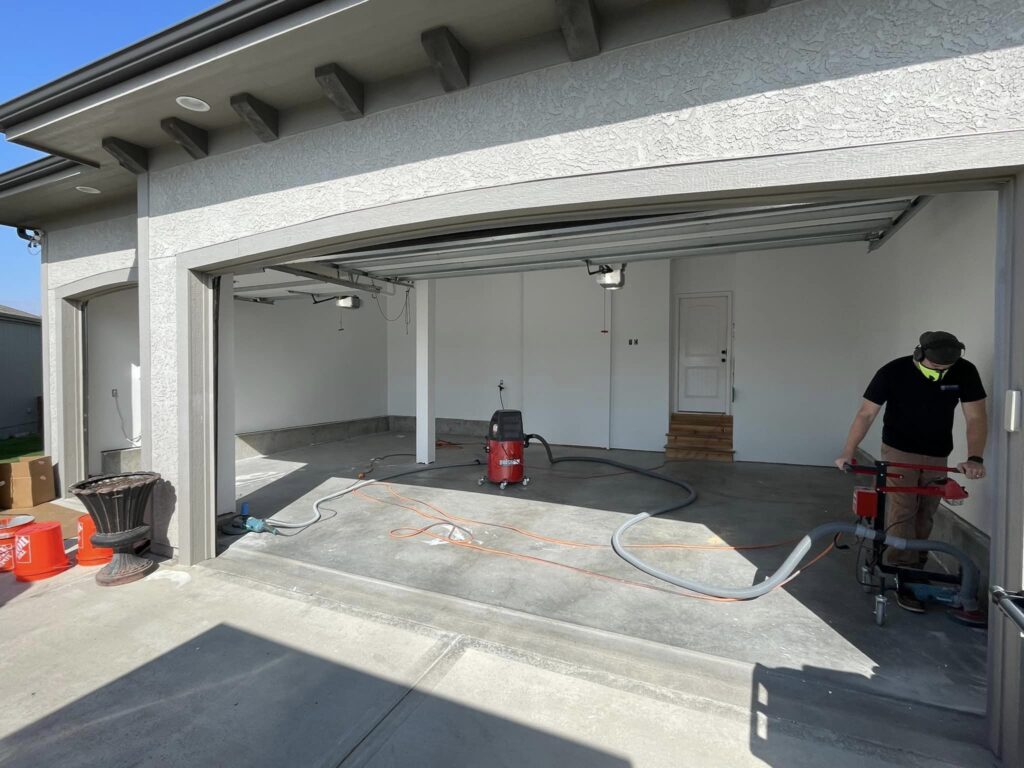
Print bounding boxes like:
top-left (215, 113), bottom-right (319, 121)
top-left (835, 399), bottom-right (882, 470)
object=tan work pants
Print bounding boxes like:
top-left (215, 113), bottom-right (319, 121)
top-left (881, 443), bottom-right (949, 567)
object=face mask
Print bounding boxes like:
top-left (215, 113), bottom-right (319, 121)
top-left (915, 360), bottom-right (947, 382)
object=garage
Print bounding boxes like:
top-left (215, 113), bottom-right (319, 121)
top-left (200, 185), bottom-right (997, 719)
top-left (3, 0), bottom-right (1022, 760)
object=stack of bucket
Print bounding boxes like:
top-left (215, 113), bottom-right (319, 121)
top-left (0, 514), bottom-right (113, 582)
top-left (0, 515), bottom-right (33, 574)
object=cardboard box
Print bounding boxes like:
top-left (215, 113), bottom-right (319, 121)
top-left (2, 456), bottom-right (56, 509)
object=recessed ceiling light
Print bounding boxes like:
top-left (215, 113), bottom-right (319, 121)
top-left (176, 96), bottom-right (211, 112)
top-left (75, 186), bottom-right (102, 195)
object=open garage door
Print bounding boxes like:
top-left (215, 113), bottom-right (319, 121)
top-left (235, 197), bottom-right (926, 293)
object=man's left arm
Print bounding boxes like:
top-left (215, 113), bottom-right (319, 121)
top-left (958, 399), bottom-right (988, 480)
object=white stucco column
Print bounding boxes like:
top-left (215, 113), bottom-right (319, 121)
top-left (416, 279), bottom-right (435, 464)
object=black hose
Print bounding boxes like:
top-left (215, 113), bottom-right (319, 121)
top-left (527, 432), bottom-right (697, 510)
top-left (378, 459), bottom-right (484, 482)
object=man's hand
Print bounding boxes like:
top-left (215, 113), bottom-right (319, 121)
top-left (835, 456), bottom-right (854, 471)
top-left (957, 460), bottom-right (986, 480)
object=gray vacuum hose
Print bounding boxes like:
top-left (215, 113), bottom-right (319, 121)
top-left (614, 518), bottom-right (859, 600)
top-left (527, 433), bottom-right (981, 607)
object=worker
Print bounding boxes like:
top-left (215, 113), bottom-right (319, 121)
top-left (835, 331), bottom-right (988, 613)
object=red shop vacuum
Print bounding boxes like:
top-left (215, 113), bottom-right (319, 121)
top-left (478, 410), bottom-right (531, 490)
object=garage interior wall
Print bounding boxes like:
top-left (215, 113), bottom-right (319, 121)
top-left (386, 261), bottom-right (671, 450)
top-left (671, 191), bottom-right (996, 532)
top-left (84, 287), bottom-right (140, 475)
top-left (233, 296), bottom-right (388, 434)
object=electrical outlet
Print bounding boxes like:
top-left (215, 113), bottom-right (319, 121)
top-left (498, 379), bottom-right (505, 390)
top-left (111, 388), bottom-right (118, 398)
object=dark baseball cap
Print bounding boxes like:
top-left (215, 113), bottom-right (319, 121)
top-left (920, 331), bottom-right (965, 365)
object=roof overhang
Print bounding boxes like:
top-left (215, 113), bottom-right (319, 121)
top-left (0, 157), bottom-right (134, 228)
top-left (0, 0), bottom-right (328, 132)
top-left (0, 0), bottom-right (800, 168)
top-left (0, 0), bottom-right (800, 227)
top-left (0, 307), bottom-right (42, 325)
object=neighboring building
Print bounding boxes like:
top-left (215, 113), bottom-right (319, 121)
top-left (0, 0), bottom-right (1022, 759)
top-left (0, 304), bottom-right (41, 440)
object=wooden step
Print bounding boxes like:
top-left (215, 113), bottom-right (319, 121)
top-left (665, 434), bottom-right (733, 450)
top-left (667, 424), bottom-right (732, 438)
top-left (670, 412), bottom-right (732, 427)
top-left (665, 447), bottom-right (734, 462)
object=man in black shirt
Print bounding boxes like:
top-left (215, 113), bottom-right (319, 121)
top-left (835, 331), bottom-right (988, 612)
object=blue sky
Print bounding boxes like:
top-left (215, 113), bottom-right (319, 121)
top-left (0, 1), bottom-right (216, 315)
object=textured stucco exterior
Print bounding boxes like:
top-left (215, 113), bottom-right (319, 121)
top-left (146, 0), bottom-right (1024, 257)
top-left (41, 212), bottom-right (136, 457)
top-left (35, 0), bottom-right (1024, 556)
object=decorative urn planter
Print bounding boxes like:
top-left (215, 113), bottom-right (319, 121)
top-left (69, 472), bottom-right (160, 586)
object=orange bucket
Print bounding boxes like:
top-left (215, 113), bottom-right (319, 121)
top-left (13, 522), bottom-right (71, 582)
top-left (0, 515), bottom-right (34, 573)
top-left (76, 515), bottom-right (113, 566)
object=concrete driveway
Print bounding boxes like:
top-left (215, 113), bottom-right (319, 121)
top-left (0, 558), bottom-right (996, 767)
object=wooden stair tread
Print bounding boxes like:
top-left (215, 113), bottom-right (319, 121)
top-left (670, 412), bottom-right (732, 426)
top-left (665, 448), bottom-right (734, 462)
top-left (668, 425), bottom-right (732, 437)
top-left (665, 435), bottom-right (733, 450)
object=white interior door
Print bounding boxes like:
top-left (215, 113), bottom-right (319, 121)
top-left (676, 293), bottom-right (731, 413)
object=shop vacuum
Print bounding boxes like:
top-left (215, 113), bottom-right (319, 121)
top-left (478, 410), bottom-right (531, 490)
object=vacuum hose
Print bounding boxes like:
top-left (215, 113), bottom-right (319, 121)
top-left (526, 433), bottom-right (980, 608)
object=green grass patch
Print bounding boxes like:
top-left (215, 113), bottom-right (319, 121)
top-left (0, 434), bottom-right (44, 463)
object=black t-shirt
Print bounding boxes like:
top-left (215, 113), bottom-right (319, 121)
top-left (863, 356), bottom-right (986, 457)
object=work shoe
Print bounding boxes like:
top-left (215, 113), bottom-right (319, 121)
top-left (896, 589), bottom-right (925, 614)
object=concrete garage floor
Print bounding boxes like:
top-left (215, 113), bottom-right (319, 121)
top-left (221, 432), bottom-right (988, 715)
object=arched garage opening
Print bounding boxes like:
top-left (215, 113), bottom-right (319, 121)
top-left (174, 172), bottom-right (1024, 761)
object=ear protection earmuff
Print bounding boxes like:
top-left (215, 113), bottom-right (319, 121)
top-left (915, 339), bottom-right (966, 363)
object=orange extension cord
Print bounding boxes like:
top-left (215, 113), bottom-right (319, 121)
top-left (352, 483), bottom-right (835, 603)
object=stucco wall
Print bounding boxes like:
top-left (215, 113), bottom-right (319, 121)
top-left (42, 211), bottom-right (137, 459)
top-left (147, 0), bottom-right (1024, 260)
top-left (137, 0), bottom-right (1024, 555)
